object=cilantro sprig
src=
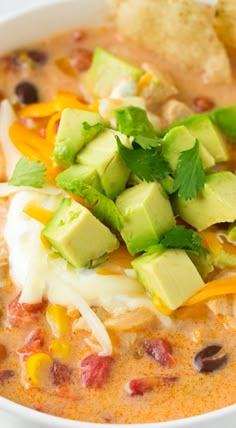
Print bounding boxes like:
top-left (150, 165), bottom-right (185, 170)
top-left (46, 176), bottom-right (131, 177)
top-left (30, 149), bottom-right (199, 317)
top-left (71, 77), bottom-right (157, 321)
top-left (9, 157), bottom-right (47, 188)
top-left (56, 178), bottom-right (122, 232)
top-left (116, 136), bottom-right (170, 182)
top-left (173, 140), bottom-right (206, 200)
top-left (160, 225), bottom-right (207, 256)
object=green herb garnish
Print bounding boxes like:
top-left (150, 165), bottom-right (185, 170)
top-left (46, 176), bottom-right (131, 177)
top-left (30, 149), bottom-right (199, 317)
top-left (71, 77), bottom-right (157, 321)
top-left (9, 157), bottom-right (47, 188)
top-left (116, 135), bottom-right (170, 182)
top-left (173, 140), bottom-right (206, 200)
top-left (160, 225), bottom-right (207, 256)
top-left (115, 106), bottom-right (156, 137)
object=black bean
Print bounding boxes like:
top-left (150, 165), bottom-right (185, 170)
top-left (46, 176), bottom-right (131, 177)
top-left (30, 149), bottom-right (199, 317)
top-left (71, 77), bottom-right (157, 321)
top-left (26, 49), bottom-right (48, 65)
top-left (193, 344), bottom-right (228, 373)
top-left (15, 81), bottom-right (39, 104)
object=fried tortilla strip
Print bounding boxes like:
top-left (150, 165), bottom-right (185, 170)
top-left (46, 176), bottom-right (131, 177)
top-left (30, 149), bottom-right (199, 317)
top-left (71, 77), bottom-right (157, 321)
top-left (112, 0), bottom-right (232, 84)
top-left (214, 0), bottom-right (236, 50)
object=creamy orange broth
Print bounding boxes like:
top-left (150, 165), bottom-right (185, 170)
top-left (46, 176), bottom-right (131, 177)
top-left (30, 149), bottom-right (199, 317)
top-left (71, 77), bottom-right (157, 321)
top-left (0, 24), bottom-right (236, 424)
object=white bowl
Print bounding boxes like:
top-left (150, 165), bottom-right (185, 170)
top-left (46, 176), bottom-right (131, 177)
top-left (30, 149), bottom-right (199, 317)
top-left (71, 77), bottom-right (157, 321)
top-left (0, 0), bottom-right (235, 427)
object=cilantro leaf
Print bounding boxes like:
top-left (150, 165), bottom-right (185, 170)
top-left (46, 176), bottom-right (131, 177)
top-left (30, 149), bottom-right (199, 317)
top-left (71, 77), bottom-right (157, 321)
top-left (9, 157), bottom-right (47, 188)
top-left (134, 135), bottom-right (162, 150)
top-left (115, 106), bottom-right (156, 137)
top-left (56, 178), bottom-right (122, 232)
top-left (173, 140), bottom-right (206, 200)
top-left (116, 135), bottom-right (170, 182)
top-left (160, 225), bottom-right (207, 256)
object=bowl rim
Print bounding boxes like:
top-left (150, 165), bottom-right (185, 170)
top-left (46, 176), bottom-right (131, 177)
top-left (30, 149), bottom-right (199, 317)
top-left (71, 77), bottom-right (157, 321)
top-left (0, 0), bottom-right (235, 426)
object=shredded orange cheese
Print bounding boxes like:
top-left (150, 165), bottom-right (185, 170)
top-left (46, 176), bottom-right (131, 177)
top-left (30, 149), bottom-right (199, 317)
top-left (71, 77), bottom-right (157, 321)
top-left (184, 276), bottom-right (236, 306)
top-left (23, 202), bottom-right (54, 225)
top-left (199, 226), bottom-right (221, 255)
top-left (96, 267), bottom-right (122, 276)
top-left (108, 245), bottom-right (134, 269)
top-left (45, 111), bottom-right (61, 146)
top-left (19, 92), bottom-right (96, 118)
top-left (137, 73), bottom-right (152, 95)
top-left (152, 296), bottom-right (173, 316)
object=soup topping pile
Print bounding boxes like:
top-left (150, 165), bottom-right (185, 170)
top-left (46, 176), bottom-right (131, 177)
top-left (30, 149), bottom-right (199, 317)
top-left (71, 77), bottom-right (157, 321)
top-left (0, 0), bottom-right (235, 424)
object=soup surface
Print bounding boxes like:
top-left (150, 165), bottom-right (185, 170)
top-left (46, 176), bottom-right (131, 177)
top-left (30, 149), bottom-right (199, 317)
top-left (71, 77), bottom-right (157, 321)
top-left (0, 9), bottom-right (236, 425)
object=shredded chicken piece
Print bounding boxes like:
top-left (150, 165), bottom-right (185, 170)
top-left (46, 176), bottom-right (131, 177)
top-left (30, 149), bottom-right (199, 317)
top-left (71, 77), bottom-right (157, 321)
top-left (104, 307), bottom-right (157, 332)
top-left (140, 62), bottom-right (178, 109)
top-left (160, 99), bottom-right (194, 128)
top-left (207, 294), bottom-right (236, 330)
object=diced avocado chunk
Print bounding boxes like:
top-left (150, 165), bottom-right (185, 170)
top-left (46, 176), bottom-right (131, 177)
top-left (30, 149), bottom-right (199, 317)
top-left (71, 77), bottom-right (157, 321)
top-left (172, 171), bottom-right (236, 231)
top-left (53, 108), bottom-right (104, 169)
top-left (83, 47), bottom-right (143, 98)
top-left (184, 115), bottom-right (228, 162)
top-left (160, 176), bottom-right (175, 195)
top-left (132, 248), bottom-right (205, 310)
top-left (76, 129), bottom-right (130, 199)
top-left (56, 164), bottom-right (103, 194)
top-left (188, 252), bottom-right (214, 280)
top-left (161, 125), bottom-right (215, 172)
top-left (115, 182), bottom-right (175, 255)
top-left (212, 105), bottom-right (236, 139)
top-left (42, 198), bottom-right (119, 268)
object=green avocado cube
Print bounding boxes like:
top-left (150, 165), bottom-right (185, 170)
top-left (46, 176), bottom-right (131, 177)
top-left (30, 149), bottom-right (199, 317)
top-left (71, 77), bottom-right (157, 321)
top-left (211, 105), bottom-right (236, 139)
top-left (76, 129), bottom-right (130, 199)
top-left (83, 47), bottom-right (143, 98)
top-left (162, 125), bottom-right (215, 172)
top-left (185, 115), bottom-right (228, 162)
top-left (56, 164), bottom-right (103, 194)
top-left (53, 108), bottom-right (104, 169)
top-left (42, 198), bottom-right (119, 268)
top-left (132, 248), bottom-right (205, 310)
top-left (115, 182), bottom-right (175, 255)
top-left (227, 221), bottom-right (236, 241)
top-left (172, 171), bottom-right (236, 231)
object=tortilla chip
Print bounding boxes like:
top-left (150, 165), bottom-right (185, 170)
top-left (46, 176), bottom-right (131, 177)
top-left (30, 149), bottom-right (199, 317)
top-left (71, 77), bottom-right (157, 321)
top-left (214, 0), bottom-right (236, 50)
top-left (111, 0), bottom-right (232, 84)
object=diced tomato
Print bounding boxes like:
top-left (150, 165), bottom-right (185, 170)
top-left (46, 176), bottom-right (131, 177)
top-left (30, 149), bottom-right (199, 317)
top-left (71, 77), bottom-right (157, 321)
top-left (125, 375), bottom-right (179, 396)
top-left (70, 48), bottom-right (92, 72)
top-left (51, 360), bottom-right (72, 386)
top-left (0, 369), bottom-right (15, 383)
top-left (80, 354), bottom-right (114, 388)
top-left (7, 294), bottom-right (44, 327)
top-left (143, 338), bottom-right (175, 368)
top-left (17, 328), bottom-right (44, 355)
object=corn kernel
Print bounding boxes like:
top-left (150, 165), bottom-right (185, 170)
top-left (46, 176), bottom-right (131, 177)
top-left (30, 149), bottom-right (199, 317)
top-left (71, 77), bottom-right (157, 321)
top-left (49, 339), bottom-right (71, 359)
top-left (46, 304), bottom-right (70, 337)
top-left (25, 352), bottom-right (52, 386)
